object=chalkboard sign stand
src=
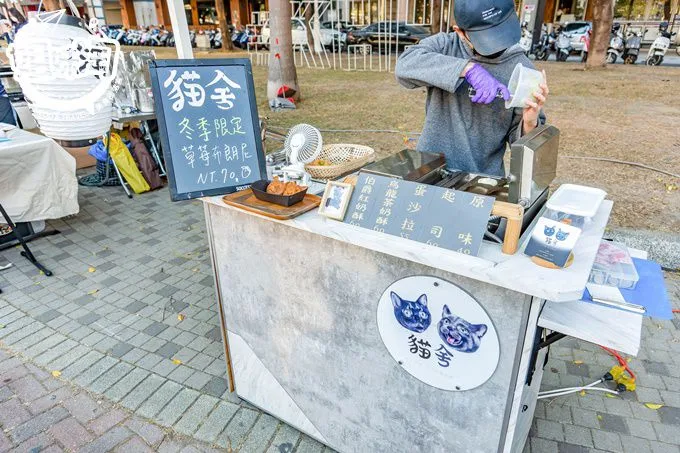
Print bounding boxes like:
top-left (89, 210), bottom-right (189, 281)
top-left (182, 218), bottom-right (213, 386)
top-left (149, 59), bottom-right (267, 201)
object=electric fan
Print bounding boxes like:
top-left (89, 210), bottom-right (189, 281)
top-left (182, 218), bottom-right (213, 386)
top-left (281, 124), bottom-right (323, 184)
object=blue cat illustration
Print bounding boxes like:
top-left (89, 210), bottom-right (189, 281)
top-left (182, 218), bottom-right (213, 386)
top-left (325, 187), bottom-right (343, 210)
top-left (556, 229), bottom-right (570, 241)
top-left (437, 305), bottom-right (487, 353)
top-left (544, 225), bottom-right (556, 237)
top-left (391, 292), bottom-right (431, 333)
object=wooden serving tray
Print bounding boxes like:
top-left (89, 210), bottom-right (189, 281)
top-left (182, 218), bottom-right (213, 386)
top-left (223, 190), bottom-right (321, 220)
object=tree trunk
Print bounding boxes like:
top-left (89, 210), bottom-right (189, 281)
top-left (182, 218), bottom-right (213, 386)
top-left (586, 0), bottom-right (614, 69)
top-left (267, 0), bottom-right (300, 101)
top-left (664, 0), bottom-right (672, 19)
top-left (304, 4), bottom-right (315, 50)
top-left (431, 0), bottom-right (442, 34)
top-left (626, 0), bottom-right (636, 19)
top-left (215, 0), bottom-right (234, 51)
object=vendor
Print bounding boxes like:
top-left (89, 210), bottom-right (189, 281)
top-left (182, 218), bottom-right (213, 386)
top-left (395, 0), bottom-right (549, 177)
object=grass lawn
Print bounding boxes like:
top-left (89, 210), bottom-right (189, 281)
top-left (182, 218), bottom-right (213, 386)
top-left (150, 47), bottom-right (679, 233)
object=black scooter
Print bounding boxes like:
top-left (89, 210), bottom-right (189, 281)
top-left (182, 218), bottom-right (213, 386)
top-left (623, 28), bottom-right (642, 64)
top-left (532, 24), bottom-right (551, 61)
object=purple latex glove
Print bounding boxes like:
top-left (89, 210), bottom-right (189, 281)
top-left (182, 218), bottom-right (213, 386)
top-left (464, 63), bottom-right (510, 105)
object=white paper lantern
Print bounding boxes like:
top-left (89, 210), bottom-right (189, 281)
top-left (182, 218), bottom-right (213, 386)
top-left (8, 11), bottom-right (120, 146)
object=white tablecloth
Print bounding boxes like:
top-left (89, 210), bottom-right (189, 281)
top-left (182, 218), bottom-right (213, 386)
top-left (0, 127), bottom-right (79, 223)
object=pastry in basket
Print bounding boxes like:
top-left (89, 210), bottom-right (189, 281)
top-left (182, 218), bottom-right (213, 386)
top-left (283, 181), bottom-right (306, 196)
top-left (266, 177), bottom-right (285, 195)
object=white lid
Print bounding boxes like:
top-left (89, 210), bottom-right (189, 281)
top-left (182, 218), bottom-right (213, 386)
top-left (546, 184), bottom-right (607, 218)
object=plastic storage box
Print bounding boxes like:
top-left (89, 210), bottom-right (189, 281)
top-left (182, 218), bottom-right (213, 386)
top-left (589, 241), bottom-right (639, 290)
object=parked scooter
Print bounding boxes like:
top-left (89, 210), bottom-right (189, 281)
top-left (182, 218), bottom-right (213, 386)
top-left (519, 21), bottom-right (532, 56)
top-left (606, 22), bottom-right (624, 64)
top-left (532, 24), bottom-right (551, 61)
top-left (646, 21), bottom-right (676, 66)
top-left (213, 29), bottom-right (222, 49)
top-left (555, 27), bottom-right (572, 62)
top-left (622, 27), bottom-right (641, 64)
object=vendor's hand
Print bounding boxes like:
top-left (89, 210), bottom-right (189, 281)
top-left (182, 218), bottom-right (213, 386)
top-left (523, 70), bottom-right (549, 134)
top-left (463, 63), bottom-right (510, 105)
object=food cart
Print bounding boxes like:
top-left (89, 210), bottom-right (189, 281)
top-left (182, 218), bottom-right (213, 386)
top-left (148, 59), bottom-right (667, 453)
top-left (199, 131), bottom-right (663, 453)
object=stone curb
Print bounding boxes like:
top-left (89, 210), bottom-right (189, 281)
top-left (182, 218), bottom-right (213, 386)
top-left (605, 227), bottom-right (680, 270)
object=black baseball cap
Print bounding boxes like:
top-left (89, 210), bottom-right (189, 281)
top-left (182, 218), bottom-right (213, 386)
top-left (454, 0), bottom-right (521, 56)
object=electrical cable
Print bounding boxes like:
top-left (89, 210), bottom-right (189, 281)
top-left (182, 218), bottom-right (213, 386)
top-left (561, 155), bottom-right (680, 179)
top-left (539, 379), bottom-right (602, 394)
top-left (537, 387), bottom-right (620, 400)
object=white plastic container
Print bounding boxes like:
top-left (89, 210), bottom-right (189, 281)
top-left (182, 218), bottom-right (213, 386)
top-left (505, 63), bottom-right (545, 109)
top-left (589, 241), bottom-right (639, 290)
top-left (546, 184), bottom-right (607, 219)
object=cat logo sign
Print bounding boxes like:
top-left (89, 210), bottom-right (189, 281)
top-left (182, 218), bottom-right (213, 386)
top-left (377, 276), bottom-right (500, 391)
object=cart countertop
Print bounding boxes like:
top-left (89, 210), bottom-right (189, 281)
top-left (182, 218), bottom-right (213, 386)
top-left (202, 195), bottom-right (613, 302)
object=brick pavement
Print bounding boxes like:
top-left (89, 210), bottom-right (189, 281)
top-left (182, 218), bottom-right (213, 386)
top-left (0, 183), bottom-right (679, 452)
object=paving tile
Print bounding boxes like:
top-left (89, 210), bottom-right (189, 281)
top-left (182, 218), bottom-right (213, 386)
top-left (137, 379), bottom-right (182, 419)
top-left (124, 417), bottom-right (166, 448)
top-left (598, 412), bottom-right (630, 434)
top-left (155, 341), bottom-right (181, 359)
top-left (239, 414), bottom-right (280, 453)
top-left (263, 420), bottom-right (302, 453)
top-left (156, 388), bottom-right (200, 427)
top-left (144, 321), bottom-right (169, 336)
top-left (215, 407), bottom-right (259, 450)
top-left (202, 376), bottom-right (228, 398)
top-left (62, 392), bottom-right (106, 423)
top-left (0, 397), bottom-right (33, 430)
top-left (120, 374), bottom-right (165, 411)
top-left (79, 426), bottom-right (133, 453)
top-left (48, 417), bottom-right (94, 450)
top-left (194, 401), bottom-right (240, 443)
top-left (591, 429), bottom-right (624, 453)
top-left (173, 394), bottom-right (219, 436)
top-left (659, 406), bottom-right (680, 426)
top-left (89, 362), bottom-right (134, 394)
top-left (10, 406), bottom-right (69, 444)
top-left (87, 408), bottom-right (128, 436)
top-left (124, 300), bottom-right (148, 314)
top-left (557, 442), bottom-right (590, 453)
top-left (109, 341), bottom-right (135, 359)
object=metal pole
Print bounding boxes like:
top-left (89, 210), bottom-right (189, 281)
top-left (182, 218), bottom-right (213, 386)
top-left (166, 0), bottom-right (193, 58)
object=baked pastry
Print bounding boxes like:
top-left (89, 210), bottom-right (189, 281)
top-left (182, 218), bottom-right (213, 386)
top-left (283, 181), bottom-right (302, 196)
top-left (266, 177), bottom-right (285, 195)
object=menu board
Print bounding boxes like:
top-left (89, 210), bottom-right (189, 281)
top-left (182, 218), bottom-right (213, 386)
top-left (149, 59), bottom-right (266, 201)
top-left (344, 173), bottom-right (494, 256)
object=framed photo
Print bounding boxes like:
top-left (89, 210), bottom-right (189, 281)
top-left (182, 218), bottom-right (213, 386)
top-left (319, 181), bottom-right (354, 220)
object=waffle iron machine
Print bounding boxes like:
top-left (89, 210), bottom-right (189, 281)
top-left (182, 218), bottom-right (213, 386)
top-left (361, 125), bottom-right (560, 245)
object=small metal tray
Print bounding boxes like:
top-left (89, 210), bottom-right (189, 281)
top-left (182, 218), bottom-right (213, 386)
top-left (250, 180), bottom-right (308, 207)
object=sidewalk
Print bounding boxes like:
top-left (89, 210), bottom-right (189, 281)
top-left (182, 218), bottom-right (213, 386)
top-left (1, 183), bottom-right (679, 452)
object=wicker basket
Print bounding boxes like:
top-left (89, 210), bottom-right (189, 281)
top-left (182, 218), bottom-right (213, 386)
top-left (304, 144), bottom-right (375, 180)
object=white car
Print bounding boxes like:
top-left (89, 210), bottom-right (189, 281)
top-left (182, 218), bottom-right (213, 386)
top-left (260, 18), bottom-right (346, 49)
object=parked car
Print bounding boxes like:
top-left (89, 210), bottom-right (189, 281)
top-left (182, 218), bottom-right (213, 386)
top-left (350, 22), bottom-right (430, 50)
top-left (260, 18), bottom-right (346, 50)
top-left (321, 21), bottom-right (359, 33)
top-left (559, 20), bottom-right (591, 53)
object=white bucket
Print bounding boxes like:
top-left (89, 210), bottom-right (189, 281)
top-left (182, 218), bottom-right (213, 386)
top-left (505, 63), bottom-right (544, 109)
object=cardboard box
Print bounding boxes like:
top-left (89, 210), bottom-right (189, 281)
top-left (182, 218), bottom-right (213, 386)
top-left (64, 146), bottom-right (96, 169)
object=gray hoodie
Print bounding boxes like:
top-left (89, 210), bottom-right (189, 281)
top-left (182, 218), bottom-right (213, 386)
top-left (395, 32), bottom-right (545, 176)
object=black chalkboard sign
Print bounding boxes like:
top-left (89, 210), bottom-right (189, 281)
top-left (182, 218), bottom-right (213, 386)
top-left (344, 173), bottom-right (494, 256)
top-left (149, 59), bottom-right (266, 201)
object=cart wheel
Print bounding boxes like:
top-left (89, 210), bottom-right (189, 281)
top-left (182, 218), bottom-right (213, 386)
top-left (624, 56), bottom-right (636, 64)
